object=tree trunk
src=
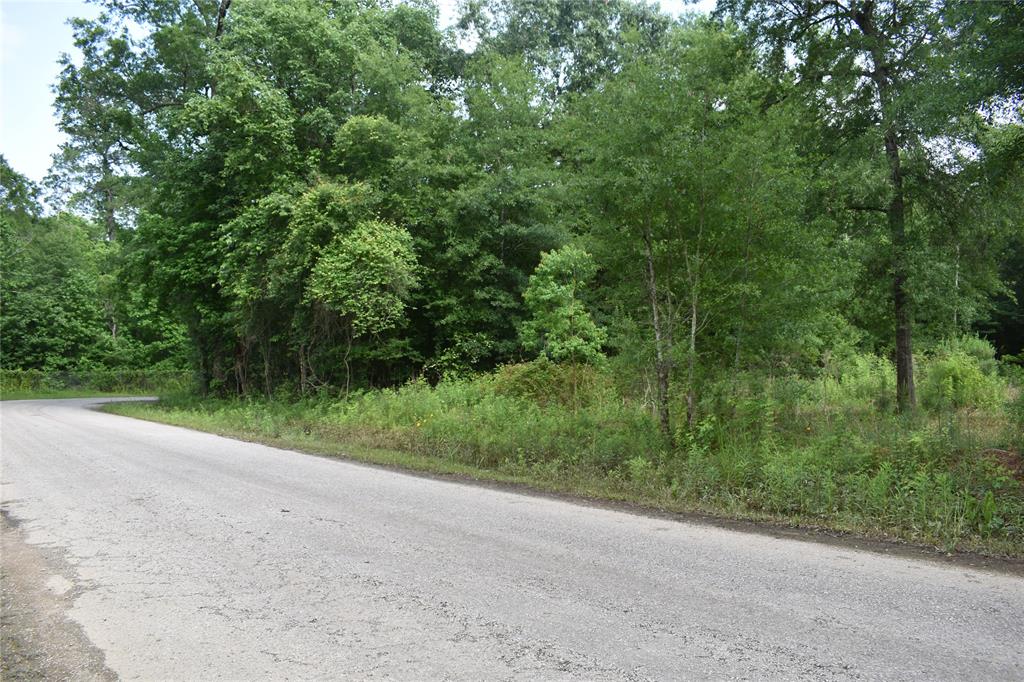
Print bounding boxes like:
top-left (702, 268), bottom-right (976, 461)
top-left (205, 0), bottom-right (232, 98)
top-left (343, 327), bottom-right (353, 395)
top-left (101, 153), bottom-right (116, 241)
top-left (953, 243), bottom-right (960, 330)
top-left (857, 5), bottom-right (916, 412)
top-left (198, 352), bottom-right (211, 397)
top-left (215, 0), bottom-right (232, 39)
top-left (884, 127), bottom-right (916, 412)
top-left (642, 223), bottom-right (672, 443)
top-left (735, 215), bottom-right (754, 371)
top-left (234, 339), bottom-right (249, 396)
top-left (298, 344), bottom-right (309, 397)
top-left (261, 335), bottom-right (272, 398)
top-left (686, 287), bottom-right (698, 428)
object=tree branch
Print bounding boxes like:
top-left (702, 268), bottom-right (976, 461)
top-left (846, 202), bottom-right (887, 214)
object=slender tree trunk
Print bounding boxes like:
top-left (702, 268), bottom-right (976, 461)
top-left (198, 351), bottom-right (211, 397)
top-left (683, 91), bottom-right (710, 429)
top-left (261, 331), bottom-right (272, 398)
top-left (953, 243), bottom-right (960, 330)
top-left (104, 299), bottom-right (117, 341)
top-left (857, 7), bottom-right (916, 412)
top-left (343, 326), bottom-right (353, 395)
top-left (215, 0), bottom-right (232, 39)
top-left (234, 339), bottom-right (249, 396)
top-left (642, 222), bottom-right (672, 443)
top-left (686, 287), bottom-right (698, 428)
top-left (735, 215), bottom-right (754, 371)
top-left (101, 153), bottom-right (116, 241)
top-left (884, 127), bottom-right (916, 412)
top-left (190, 323), bottom-right (212, 396)
top-left (298, 344), bottom-right (308, 397)
top-left (205, 0), bottom-right (232, 98)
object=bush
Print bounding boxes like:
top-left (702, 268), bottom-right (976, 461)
top-left (942, 336), bottom-right (999, 376)
top-left (327, 375), bottom-right (666, 473)
top-left (920, 351), bottom-right (1005, 411)
top-left (810, 353), bottom-right (896, 412)
top-left (492, 358), bottom-right (613, 408)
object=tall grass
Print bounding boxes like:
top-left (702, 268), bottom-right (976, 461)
top-left (0, 369), bottom-right (192, 399)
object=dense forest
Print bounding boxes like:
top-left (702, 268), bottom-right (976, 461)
top-left (2, 0), bottom-right (1023, 550)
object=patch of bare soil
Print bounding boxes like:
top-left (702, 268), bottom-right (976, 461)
top-left (1, 510), bottom-right (116, 681)
top-left (981, 448), bottom-right (1024, 482)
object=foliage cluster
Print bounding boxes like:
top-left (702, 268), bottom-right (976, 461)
top-left (1, 157), bottom-right (190, 373)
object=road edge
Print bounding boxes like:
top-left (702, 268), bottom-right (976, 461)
top-left (96, 399), bottom-right (1024, 577)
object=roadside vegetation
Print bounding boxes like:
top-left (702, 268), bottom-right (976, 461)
top-left (110, 341), bottom-right (1024, 556)
top-left (3, 0), bottom-right (1023, 556)
top-left (0, 369), bottom-right (189, 400)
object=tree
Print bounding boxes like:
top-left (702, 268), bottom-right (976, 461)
top-left (419, 54), bottom-right (562, 375)
top-left (1, 158), bottom-right (187, 371)
top-left (110, 0), bottom-right (454, 393)
top-left (520, 245), bottom-right (606, 364)
top-left (306, 219), bottom-right (419, 391)
top-left (46, 0), bottom-right (1017, 404)
top-left (572, 22), bottom-right (827, 435)
top-left (718, 0), bottom-right (1022, 411)
top-left (458, 0), bottom-right (671, 104)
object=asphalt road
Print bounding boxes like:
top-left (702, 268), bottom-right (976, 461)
top-left (1, 398), bottom-right (1022, 681)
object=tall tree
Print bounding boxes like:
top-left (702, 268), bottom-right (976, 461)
top-left (573, 22), bottom-right (827, 435)
top-left (520, 245), bottom-right (606, 365)
top-left (458, 0), bottom-right (671, 105)
top-left (719, 0), bottom-right (1022, 410)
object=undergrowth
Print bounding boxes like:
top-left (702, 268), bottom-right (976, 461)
top-left (1, 369), bottom-right (191, 400)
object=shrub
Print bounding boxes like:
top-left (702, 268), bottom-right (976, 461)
top-left (1008, 392), bottom-right (1024, 451)
top-left (0, 368), bottom-right (192, 397)
top-left (942, 336), bottom-right (999, 376)
top-left (491, 358), bottom-right (613, 408)
top-left (920, 351), bottom-right (1005, 411)
top-left (810, 353), bottom-right (896, 412)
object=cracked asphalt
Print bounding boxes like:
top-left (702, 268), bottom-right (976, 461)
top-left (1, 397), bottom-right (1022, 680)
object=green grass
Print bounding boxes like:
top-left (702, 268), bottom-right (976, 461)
top-left (2, 388), bottom-right (147, 401)
top-left (0, 369), bottom-right (190, 401)
top-left (103, 357), bottom-right (1024, 559)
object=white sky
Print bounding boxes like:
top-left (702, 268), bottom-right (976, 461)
top-left (1, 0), bottom-right (712, 185)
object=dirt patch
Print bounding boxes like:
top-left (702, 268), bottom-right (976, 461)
top-left (1, 509), bottom-right (116, 681)
top-left (981, 448), bottom-right (1024, 482)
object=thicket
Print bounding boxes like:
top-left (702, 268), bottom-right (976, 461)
top-left (1, 157), bottom-right (190, 374)
top-left (12, 0), bottom-right (1017, 409)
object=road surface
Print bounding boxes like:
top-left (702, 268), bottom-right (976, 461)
top-left (1, 398), bottom-right (1022, 680)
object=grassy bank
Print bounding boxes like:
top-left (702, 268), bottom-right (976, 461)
top-left (105, 351), bottom-right (1024, 558)
top-left (0, 369), bottom-right (191, 401)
